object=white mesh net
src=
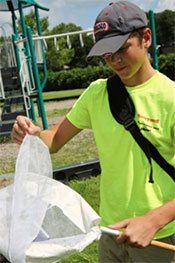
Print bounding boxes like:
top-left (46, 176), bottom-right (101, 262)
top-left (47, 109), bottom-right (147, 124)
top-left (0, 135), bottom-right (101, 263)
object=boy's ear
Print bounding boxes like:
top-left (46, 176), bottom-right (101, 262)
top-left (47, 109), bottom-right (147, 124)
top-left (143, 28), bottom-right (152, 49)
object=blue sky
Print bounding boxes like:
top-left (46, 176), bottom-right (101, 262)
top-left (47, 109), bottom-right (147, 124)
top-left (38, 0), bottom-right (175, 30)
top-left (0, 0), bottom-right (175, 35)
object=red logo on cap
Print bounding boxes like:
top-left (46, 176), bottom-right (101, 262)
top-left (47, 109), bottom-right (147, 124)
top-left (94, 21), bottom-right (109, 35)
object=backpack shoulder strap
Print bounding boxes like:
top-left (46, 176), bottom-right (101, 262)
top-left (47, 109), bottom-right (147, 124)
top-left (107, 74), bottom-right (175, 183)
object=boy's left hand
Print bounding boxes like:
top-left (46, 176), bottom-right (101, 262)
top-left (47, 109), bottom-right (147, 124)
top-left (108, 215), bottom-right (158, 248)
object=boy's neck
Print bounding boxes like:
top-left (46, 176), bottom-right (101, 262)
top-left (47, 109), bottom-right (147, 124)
top-left (123, 60), bottom-right (156, 87)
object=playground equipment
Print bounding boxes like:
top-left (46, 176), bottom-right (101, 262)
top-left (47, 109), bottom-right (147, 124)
top-left (0, 0), bottom-right (94, 137)
top-left (0, 0), bottom-right (49, 137)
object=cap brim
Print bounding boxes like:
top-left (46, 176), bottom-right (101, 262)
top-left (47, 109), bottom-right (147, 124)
top-left (87, 33), bottom-right (131, 59)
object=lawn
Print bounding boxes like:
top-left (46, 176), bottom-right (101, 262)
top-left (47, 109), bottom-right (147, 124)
top-left (42, 89), bottom-right (85, 101)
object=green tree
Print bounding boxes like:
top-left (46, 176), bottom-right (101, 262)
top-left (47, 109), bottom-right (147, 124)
top-left (45, 41), bottom-right (74, 71)
top-left (45, 22), bottom-right (104, 69)
top-left (44, 23), bottom-right (80, 71)
top-left (154, 10), bottom-right (175, 45)
top-left (17, 10), bottom-right (49, 34)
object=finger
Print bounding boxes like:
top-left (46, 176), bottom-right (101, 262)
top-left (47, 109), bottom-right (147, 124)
top-left (27, 125), bottom-right (41, 136)
top-left (16, 116), bottom-right (41, 136)
top-left (16, 116), bottom-right (32, 133)
top-left (13, 120), bottom-right (26, 137)
top-left (11, 129), bottom-right (25, 144)
top-left (108, 219), bottom-right (130, 230)
top-left (116, 232), bottom-right (144, 248)
top-left (11, 131), bottom-right (24, 144)
top-left (11, 119), bottom-right (27, 144)
top-left (116, 231), bottom-right (128, 244)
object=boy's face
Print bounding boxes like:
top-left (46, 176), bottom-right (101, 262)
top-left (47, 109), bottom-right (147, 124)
top-left (104, 28), bottom-right (152, 86)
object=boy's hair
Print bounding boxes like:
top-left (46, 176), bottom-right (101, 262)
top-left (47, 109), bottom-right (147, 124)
top-left (129, 27), bottom-right (147, 45)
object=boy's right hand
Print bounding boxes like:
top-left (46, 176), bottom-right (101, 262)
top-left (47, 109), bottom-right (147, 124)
top-left (11, 115), bottom-right (41, 145)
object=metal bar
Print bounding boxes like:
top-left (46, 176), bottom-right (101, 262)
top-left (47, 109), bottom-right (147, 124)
top-left (149, 10), bottom-right (159, 70)
top-left (26, 26), bottom-right (48, 129)
top-left (0, 70), bottom-right (5, 100)
top-left (35, 6), bottom-right (48, 91)
top-left (53, 159), bottom-right (101, 183)
top-left (32, 28), bottom-right (94, 41)
top-left (18, 2), bottom-right (36, 121)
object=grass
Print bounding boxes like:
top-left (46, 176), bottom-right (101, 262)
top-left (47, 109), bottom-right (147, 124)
top-left (46, 108), bottom-right (70, 117)
top-left (51, 130), bottom-right (98, 168)
top-left (59, 177), bottom-right (100, 263)
top-left (42, 89), bottom-right (85, 101)
top-left (0, 136), bottom-right (11, 143)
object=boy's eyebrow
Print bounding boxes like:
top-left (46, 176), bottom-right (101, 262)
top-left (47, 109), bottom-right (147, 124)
top-left (119, 42), bottom-right (131, 50)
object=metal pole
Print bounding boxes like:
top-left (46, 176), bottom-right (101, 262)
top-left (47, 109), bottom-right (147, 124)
top-left (26, 26), bottom-right (48, 129)
top-left (12, 34), bottom-right (20, 70)
top-left (149, 10), bottom-right (159, 70)
top-left (35, 6), bottom-right (48, 91)
top-left (11, 11), bottom-right (18, 36)
top-left (18, 2), bottom-right (36, 120)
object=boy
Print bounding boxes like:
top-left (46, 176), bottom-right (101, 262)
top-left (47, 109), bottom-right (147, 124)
top-left (11, 1), bottom-right (175, 262)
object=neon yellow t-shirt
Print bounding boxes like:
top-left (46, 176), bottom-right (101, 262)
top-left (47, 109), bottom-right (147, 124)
top-left (66, 71), bottom-right (175, 239)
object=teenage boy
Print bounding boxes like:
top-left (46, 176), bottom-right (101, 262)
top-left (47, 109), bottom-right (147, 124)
top-left (11, 1), bottom-right (175, 262)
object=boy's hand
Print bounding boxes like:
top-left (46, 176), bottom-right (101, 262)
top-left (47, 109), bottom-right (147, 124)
top-left (11, 115), bottom-right (41, 145)
top-left (108, 215), bottom-right (158, 248)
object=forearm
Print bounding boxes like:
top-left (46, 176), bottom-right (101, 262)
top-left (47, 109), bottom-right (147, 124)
top-left (145, 198), bottom-right (175, 231)
top-left (39, 126), bottom-right (59, 153)
top-left (39, 117), bottom-right (81, 153)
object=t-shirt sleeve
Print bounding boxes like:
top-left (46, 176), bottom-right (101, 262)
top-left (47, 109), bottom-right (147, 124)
top-left (66, 87), bottom-right (92, 130)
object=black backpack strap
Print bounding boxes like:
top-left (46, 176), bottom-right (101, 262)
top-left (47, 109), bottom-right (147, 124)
top-left (107, 74), bottom-right (175, 183)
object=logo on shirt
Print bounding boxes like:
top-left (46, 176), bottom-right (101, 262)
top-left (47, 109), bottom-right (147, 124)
top-left (137, 114), bottom-right (160, 132)
top-left (137, 114), bottom-right (159, 124)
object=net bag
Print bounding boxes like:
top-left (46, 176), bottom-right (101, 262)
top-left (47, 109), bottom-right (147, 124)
top-left (0, 135), bottom-right (101, 263)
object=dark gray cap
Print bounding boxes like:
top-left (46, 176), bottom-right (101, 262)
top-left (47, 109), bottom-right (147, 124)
top-left (87, 1), bottom-right (148, 59)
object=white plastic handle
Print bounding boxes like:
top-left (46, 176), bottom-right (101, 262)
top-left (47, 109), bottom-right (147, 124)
top-left (100, 226), bottom-right (119, 236)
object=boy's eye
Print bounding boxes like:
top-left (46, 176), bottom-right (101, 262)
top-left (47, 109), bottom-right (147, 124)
top-left (119, 45), bottom-right (129, 52)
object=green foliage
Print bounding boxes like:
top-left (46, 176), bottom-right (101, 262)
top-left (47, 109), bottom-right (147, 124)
top-left (44, 22), bottom-right (104, 70)
top-left (158, 53), bottom-right (175, 80)
top-left (0, 136), bottom-right (11, 143)
top-left (45, 46), bottom-right (74, 71)
top-left (45, 65), bottom-right (113, 91)
top-left (45, 23), bottom-right (83, 70)
top-left (17, 10), bottom-right (49, 34)
top-left (44, 53), bottom-right (174, 92)
top-left (50, 23), bottom-right (82, 35)
top-left (154, 10), bottom-right (175, 45)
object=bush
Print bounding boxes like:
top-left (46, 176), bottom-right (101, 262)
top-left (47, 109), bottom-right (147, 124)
top-left (158, 53), bottom-right (175, 80)
top-left (44, 65), bottom-right (113, 91)
top-left (44, 53), bottom-right (175, 92)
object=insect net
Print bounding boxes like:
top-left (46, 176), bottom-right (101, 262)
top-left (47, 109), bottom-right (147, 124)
top-left (0, 135), bottom-right (101, 263)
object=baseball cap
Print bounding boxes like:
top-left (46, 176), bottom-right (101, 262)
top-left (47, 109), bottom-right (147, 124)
top-left (87, 1), bottom-right (148, 59)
